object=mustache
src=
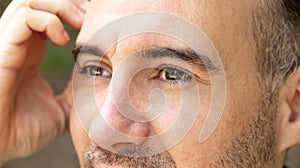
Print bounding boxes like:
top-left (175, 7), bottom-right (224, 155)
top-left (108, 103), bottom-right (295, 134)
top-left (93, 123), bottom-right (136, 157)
top-left (83, 142), bottom-right (177, 168)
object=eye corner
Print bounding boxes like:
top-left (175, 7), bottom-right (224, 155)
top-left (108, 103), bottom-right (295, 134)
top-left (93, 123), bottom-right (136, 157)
top-left (78, 63), bottom-right (112, 78)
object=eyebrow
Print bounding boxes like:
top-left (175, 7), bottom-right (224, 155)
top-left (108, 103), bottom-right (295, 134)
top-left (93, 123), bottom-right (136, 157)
top-left (72, 45), bottom-right (220, 72)
top-left (72, 45), bottom-right (104, 60)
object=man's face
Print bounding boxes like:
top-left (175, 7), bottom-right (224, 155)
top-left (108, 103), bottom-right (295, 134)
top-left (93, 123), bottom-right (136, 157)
top-left (70, 0), bottom-right (278, 167)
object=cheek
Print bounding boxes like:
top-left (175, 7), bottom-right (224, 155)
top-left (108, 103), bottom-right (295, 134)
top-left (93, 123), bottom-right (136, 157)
top-left (149, 90), bottom-right (192, 134)
top-left (70, 107), bottom-right (90, 162)
top-left (163, 86), bottom-right (216, 163)
top-left (151, 89), bottom-right (207, 134)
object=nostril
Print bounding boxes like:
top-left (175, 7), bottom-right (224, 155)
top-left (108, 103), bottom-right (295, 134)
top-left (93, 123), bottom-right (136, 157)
top-left (88, 97), bottom-right (155, 155)
top-left (112, 142), bottom-right (133, 148)
top-left (88, 114), bottom-right (153, 153)
top-left (111, 142), bottom-right (142, 150)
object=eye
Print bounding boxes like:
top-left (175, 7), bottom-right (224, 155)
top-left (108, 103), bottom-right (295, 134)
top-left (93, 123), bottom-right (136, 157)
top-left (158, 66), bottom-right (193, 84)
top-left (81, 65), bottom-right (111, 77)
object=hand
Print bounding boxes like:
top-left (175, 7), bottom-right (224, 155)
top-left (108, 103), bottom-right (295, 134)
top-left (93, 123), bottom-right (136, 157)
top-left (0, 0), bottom-right (87, 164)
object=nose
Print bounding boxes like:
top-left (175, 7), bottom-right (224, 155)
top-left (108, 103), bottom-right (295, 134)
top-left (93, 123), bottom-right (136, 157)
top-left (88, 91), bottom-right (153, 149)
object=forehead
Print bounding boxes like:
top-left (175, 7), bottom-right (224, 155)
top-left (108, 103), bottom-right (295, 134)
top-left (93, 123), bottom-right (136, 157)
top-left (78, 0), bottom-right (257, 44)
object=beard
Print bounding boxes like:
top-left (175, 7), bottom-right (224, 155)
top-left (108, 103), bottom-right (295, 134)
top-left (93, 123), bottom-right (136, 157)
top-left (208, 96), bottom-right (277, 167)
top-left (82, 93), bottom-right (277, 168)
top-left (83, 143), bottom-right (176, 168)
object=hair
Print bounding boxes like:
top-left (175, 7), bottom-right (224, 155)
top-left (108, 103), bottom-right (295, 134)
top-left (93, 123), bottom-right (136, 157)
top-left (253, 0), bottom-right (299, 96)
top-left (244, 0), bottom-right (299, 165)
top-left (207, 1), bottom-right (300, 167)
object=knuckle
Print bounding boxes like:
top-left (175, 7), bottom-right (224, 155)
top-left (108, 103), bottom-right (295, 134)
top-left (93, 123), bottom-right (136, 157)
top-left (25, 0), bottom-right (35, 8)
top-left (16, 7), bottom-right (30, 19)
top-left (14, 7), bottom-right (32, 24)
top-left (48, 15), bottom-right (60, 25)
top-left (70, 1), bottom-right (78, 12)
top-left (14, 0), bottom-right (26, 6)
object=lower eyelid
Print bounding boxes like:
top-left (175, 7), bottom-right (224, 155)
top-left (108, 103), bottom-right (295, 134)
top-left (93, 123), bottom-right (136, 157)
top-left (159, 65), bottom-right (193, 75)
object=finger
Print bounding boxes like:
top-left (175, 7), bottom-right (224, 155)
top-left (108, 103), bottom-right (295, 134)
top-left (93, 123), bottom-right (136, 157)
top-left (70, 0), bottom-right (89, 12)
top-left (28, 0), bottom-right (86, 29)
top-left (26, 10), bottom-right (70, 45)
top-left (0, 7), bottom-right (69, 72)
top-left (0, 0), bottom-right (24, 29)
top-left (0, 7), bottom-right (69, 55)
top-left (5, 7), bottom-right (69, 45)
top-left (0, 0), bottom-right (86, 30)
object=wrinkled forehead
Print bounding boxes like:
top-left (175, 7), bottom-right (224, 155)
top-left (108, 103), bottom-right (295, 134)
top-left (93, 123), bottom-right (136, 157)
top-left (77, 0), bottom-right (257, 52)
top-left (77, 0), bottom-right (200, 43)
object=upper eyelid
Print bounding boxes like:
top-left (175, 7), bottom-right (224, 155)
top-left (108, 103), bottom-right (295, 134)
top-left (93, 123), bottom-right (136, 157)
top-left (159, 67), bottom-right (193, 82)
top-left (80, 64), bottom-right (112, 77)
top-left (159, 64), bottom-right (194, 76)
top-left (158, 64), bottom-right (210, 84)
top-left (81, 60), bottom-right (112, 73)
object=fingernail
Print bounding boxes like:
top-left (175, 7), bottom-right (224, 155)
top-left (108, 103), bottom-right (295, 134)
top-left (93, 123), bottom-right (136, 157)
top-left (76, 10), bottom-right (85, 22)
top-left (78, 0), bottom-right (89, 12)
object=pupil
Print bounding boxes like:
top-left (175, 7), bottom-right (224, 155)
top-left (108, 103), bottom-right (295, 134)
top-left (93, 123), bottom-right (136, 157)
top-left (166, 69), bottom-right (183, 80)
top-left (91, 67), bottom-right (102, 75)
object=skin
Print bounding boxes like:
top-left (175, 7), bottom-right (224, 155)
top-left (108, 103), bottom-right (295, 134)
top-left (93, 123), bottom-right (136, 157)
top-left (71, 0), bottom-right (261, 167)
top-left (1, 0), bottom-right (300, 167)
top-left (71, 0), bottom-right (300, 167)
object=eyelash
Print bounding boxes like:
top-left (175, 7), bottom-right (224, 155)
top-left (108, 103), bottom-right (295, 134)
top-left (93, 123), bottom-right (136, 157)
top-left (79, 63), bottom-right (111, 78)
top-left (79, 63), bottom-right (194, 86)
top-left (156, 65), bottom-right (194, 86)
